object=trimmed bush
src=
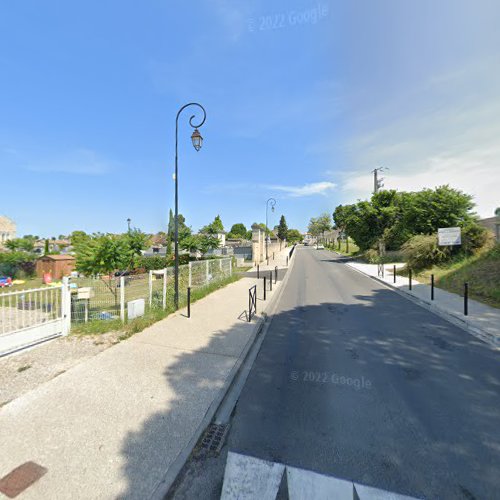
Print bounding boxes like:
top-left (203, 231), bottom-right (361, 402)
top-left (401, 234), bottom-right (450, 270)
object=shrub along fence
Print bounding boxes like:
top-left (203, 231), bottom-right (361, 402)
top-left (70, 257), bottom-right (232, 324)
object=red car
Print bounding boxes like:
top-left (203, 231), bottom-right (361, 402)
top-left (0, 276), bottom-right (13, 288)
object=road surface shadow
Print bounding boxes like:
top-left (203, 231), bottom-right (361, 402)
top-left (119, 287), bottom-right (500, 500)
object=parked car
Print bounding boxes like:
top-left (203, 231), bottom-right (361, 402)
top-left (316, 244), bottom-right (325, 250)
top-left (0, 276), bottom-right (13, 288)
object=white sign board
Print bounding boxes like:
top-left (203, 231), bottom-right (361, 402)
top-left (438, 227), bottom-right (461, 246)
top-left (77, 287), bottom-right (94, 300)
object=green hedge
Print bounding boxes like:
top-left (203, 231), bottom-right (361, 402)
top-left (0, 252), bottom-right (37, 278)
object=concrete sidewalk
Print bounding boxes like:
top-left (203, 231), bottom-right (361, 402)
top-left (346, 260), bottom-right (500, 348)
top-left (250, 245), bottom-right (293, 273)
top-left (0, 266), bottom-right (291, 499)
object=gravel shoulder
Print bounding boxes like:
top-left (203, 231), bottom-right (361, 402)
top-left (0, 332), bottom-right (121, 407)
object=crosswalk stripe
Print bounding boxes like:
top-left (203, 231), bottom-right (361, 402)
top-left (220, 452), bottom-right (421, 499)
top-left (287, 465), bottom-right (353, 499)
top-left (220, 451), bottom-right (285, 500)
top-left (354, 482), bottom-right (418, 500)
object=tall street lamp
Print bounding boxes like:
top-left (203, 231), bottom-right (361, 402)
top-left (127, 218), bottom-right (131, 233)
top-left (265, 198), bottom-right (276, 260)
top-left (174, 102), bottom-right (206, 309)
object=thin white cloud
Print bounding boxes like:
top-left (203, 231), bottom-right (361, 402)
top-left (22, 149), bottom-right (114, 175)
top-left (268, 181), bottom-right (336, 197)
top-left (339, 59), bottom-right (500, 218)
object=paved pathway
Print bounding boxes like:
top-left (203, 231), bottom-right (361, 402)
top-left (346, 259), bottom-right (500, 347)
top-left (0, 265), bottom-right (289, 499)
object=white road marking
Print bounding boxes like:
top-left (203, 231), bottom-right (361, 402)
top-left (220, 452), bottom-right (421, 499)
top-left (220, 452), bottom-right (285, 500)
top-left (354, 482), bottom-right (418, 499)
top-left (287, 465), bottom-right (353, 499)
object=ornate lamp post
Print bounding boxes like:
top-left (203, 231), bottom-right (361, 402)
top-left (174, 103), bottom-right (206, 309)
top-left (127, 218), bottom-right (131, 233)
top-left (265, 198), bottom-right (276, 260)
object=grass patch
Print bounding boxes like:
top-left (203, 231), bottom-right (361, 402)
top-left (407, 244), bottom-right (500, 309)
top-left (325, 239), bottom-right (360, 257)
top-left (71, 272), bottom-right (243, 339)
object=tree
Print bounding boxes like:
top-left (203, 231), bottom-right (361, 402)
top-left (0, 251), bottom-right (37, 278)
top-left (277, 215), bottom-right (288, 240)
top-left (201, 215), bottom-right (224, 235)
top-left (496, 207), bottom-right (500, 217)
top-left (70, 231), bottom-right (89, 248)
top-left (333, 185), bottom-right (479, 252)
top-left (75, 234), bottom-right (130, 276)
top-left (124, 229), bottom-right (150, 263)
top-left (199, 234), bottom-right (220, 253)
top-left (287, 229), bottom-right (302, 243)
top-left (180, 234), bottom-right (202, 254)
top-left (74, 231), bottom-right (148, 276)
top-left (228, 223), bottom-right (247, 239)
top-left (308, 213), bottom-right (332, 239)
top-left (180, 234), bottom-right (220, 255)
top-left (4, 238), bottom-right (35, 252)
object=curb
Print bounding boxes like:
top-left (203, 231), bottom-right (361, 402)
top-left (344, 262), bottom-right (499, 349)
top-left (149, 251), bottom-right (297, 499)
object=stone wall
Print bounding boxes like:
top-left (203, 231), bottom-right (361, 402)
top-left (251, 224), bottom-right (286, 264)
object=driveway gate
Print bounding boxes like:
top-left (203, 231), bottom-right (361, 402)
top-left (0, 278), bottom-right (71, 356)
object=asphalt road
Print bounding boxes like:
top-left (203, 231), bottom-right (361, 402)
top-left (226, 247), bottom-right (500, 499)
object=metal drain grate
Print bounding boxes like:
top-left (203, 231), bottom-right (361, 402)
top-left (200, 423), bottom-right (229, 453)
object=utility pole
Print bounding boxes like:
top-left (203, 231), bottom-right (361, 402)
top-left (372, 167), bottom-right (385, 194)
top-left (372, 167), bottom-right (387, 277)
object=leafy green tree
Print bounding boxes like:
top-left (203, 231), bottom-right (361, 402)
top-left (201, 215), bottom-right (224, 235)
top-left (0, 251), bottom-right (37, 278)
top-left (74, 231), bottom-right (148, 276)
top-left (70, 231), bottom-right (89, 246)
top-left (180, 234), bottom-right (220, 255)
top-left (4, 238), bottom-right (35, 252)
top-left (277, 215), bottom-right (288, 240)
top-left (125, 229), bottom-right (149, 255)
top-left (396, 185), bottom-right (475, 236)
top-left (333, 185), bottom-right (480, 252)
top-left (228, 223), bottom-right (247, 239)
top-left (75, 235), bottom-right (130, 276)
top-left (199, 234), bottom-right (220, 253)
top-left (308, 213), bottom-right (332, 239)
top-left (180, 234), bottom-right (202, 254)
top-left (287, 229), bottom-right (302, 243)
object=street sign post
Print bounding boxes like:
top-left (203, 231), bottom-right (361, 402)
top-left (438, 227), bottom-right (461, 246)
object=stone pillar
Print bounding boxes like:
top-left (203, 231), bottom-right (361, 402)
top-left (251, 224), bottom-right (263, 264)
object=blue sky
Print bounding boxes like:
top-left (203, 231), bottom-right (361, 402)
top-left (1, 0), bottom-right (499, 237)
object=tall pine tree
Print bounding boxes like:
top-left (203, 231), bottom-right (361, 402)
top-left (277, 215), bottom-right (288, 240)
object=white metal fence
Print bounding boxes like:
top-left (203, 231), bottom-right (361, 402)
top-left (70, 257), bottom-right (233, 324)
top-left (0, 258), bottom-right (232, 353)
top-left (0, 279), bottom-right (71, 356)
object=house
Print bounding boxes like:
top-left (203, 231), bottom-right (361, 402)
top-left (36, 255), bottom-right (76, 280)
top-left (479, 215), bottom-right (500, 242)
top-left (33, 239), bottom-right (73, 255)
top-left (142, 246), bottom-right (168, 257)
top-left (0, 215), bottom-right (16, 247)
